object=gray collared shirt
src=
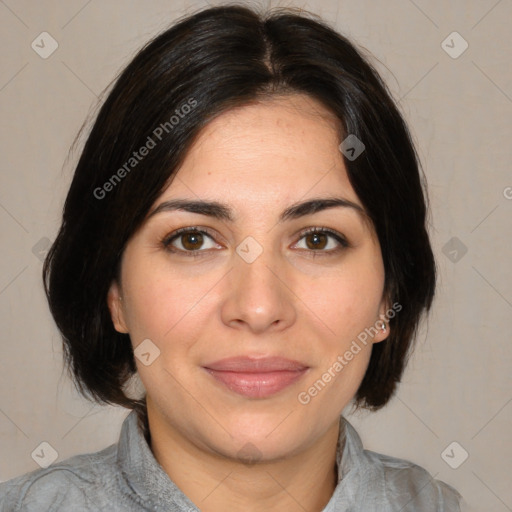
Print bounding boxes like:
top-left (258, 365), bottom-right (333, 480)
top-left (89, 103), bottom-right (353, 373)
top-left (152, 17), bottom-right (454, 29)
top-left (0, 410), bottom-right (464, 511)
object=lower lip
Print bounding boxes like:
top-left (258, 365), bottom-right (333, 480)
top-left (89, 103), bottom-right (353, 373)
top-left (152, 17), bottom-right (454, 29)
top-left (204, 368), bottom-right (308, 398)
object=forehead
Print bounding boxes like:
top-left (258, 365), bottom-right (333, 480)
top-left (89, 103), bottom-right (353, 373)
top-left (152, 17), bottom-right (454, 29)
top-left (154, 94), bottom-right (365, 222)
top-left (180, 94), bottom-right (344, 173)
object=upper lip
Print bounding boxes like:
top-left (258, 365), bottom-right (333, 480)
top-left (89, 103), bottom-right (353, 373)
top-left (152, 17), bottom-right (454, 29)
top-left (203, 356), bottom-right (309, 372)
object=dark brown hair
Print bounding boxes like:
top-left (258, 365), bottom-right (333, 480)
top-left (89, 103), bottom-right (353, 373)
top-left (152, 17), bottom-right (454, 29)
top-left (43, 3), bottom-right (436, 419)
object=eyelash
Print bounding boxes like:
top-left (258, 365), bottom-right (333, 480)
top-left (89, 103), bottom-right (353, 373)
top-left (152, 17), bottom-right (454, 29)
top-left (160, 226), bottom-right (349, 259)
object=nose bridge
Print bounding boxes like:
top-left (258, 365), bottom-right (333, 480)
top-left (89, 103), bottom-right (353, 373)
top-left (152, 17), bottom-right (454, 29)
top-left (220, 235), bottom-right (296, 332)
top-left (237, 239), bottom-right (279, 292)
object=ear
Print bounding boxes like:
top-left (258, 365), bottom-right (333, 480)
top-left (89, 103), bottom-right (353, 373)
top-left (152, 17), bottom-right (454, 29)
top-left (107, 280), bottom-right (129, 333)
top-left (372, 296), bottom-right (391, 344)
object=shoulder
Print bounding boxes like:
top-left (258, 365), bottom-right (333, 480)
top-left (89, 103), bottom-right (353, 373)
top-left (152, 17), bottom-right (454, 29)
top-left (0, 443), bottom-right (118, 511)
top-left (365, 449), bottom-right (463, 511)
top-left (341, 418), bottom-right (464, 511)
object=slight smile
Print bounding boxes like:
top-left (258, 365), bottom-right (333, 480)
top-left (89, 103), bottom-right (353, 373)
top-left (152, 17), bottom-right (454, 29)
top-left (202, 356), bottom-right (310, 399)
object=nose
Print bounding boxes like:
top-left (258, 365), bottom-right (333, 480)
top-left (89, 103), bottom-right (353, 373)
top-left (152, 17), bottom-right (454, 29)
top-left (220, 245), bottom-right (297, 334)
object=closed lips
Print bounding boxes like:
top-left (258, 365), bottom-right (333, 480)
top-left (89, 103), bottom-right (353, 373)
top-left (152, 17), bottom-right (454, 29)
top-left (203, 356), bottom-right (309, 372)
top-left (202, 357), bottom-right (310, 399)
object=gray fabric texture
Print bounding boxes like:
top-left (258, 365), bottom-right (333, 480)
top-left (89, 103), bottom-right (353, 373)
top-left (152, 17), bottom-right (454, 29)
top-left (0, 409), bottom-right (464, 511)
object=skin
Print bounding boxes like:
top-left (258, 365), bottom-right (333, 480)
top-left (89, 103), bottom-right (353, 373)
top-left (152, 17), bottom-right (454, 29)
top-left (107, 94), bottom-right (390, 512)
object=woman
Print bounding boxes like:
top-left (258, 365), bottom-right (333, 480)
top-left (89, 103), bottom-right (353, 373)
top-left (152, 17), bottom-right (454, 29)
top-left (0, 4), bottom-right (464, 511)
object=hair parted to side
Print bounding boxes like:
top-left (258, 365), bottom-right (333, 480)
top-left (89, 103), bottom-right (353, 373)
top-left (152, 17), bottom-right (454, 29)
top-left (43, 3), bottom-right (436, 418)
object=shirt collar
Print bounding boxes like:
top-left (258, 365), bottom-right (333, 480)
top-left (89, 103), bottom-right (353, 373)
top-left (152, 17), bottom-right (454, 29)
top-left (117, 407), bottom-right (199, 510)
top-left (116, 406), bottom-right (374, 511)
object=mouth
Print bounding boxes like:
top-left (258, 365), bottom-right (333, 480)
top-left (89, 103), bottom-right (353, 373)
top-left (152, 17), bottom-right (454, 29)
top-left (202, 356), bottom-right (310, 399)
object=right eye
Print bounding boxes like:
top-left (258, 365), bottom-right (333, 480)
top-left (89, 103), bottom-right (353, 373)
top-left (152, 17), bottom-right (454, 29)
top-left (161, 227), bottom-right (222, 257)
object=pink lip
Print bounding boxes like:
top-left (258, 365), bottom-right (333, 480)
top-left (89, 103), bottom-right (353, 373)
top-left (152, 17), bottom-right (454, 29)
top-left (203, 357), bottom-right (309, 398)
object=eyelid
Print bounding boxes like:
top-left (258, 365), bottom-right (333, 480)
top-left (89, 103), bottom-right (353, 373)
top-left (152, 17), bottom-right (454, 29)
top-left (161, 226), bottom-right (221, 249)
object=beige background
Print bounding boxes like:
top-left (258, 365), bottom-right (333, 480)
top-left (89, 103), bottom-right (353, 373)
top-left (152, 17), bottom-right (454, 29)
top-left (1, 0), bottom-right (511, 510)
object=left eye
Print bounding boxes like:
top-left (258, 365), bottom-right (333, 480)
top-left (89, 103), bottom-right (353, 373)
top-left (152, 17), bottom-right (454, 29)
top-left (293, 228), bottom-right (348, 252)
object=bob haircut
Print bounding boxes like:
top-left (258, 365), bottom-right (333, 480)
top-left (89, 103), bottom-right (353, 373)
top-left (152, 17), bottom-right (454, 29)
top-left (43, 3), bottom-right (436, 420)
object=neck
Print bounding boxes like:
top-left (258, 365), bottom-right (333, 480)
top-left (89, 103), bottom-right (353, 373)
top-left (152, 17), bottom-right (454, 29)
top-left (145, 403), bottom-right (341, 512)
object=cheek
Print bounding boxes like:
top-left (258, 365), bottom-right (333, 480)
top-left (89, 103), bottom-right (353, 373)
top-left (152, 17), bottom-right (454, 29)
top-left (304, 268), bottom-right (383, 343)
top-left (122, 263), bottom-right (217, 345)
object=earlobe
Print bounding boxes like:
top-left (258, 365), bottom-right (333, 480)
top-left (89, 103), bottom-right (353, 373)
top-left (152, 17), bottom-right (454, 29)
top-left (373, 298), bottom-right (391, 343)
top-left (373, 318), bottom-right (389, 343)
top-left (107, 281), bottom-right (129, 333)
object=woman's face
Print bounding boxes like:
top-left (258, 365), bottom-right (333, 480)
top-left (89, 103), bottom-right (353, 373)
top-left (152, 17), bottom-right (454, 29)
top-left (108, 94), bottom-right (389, 463)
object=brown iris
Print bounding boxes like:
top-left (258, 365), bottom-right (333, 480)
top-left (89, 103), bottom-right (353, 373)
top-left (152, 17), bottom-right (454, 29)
top-left (181, 231), bottom-right (204, 251)
top-left (304, 232), bottom-right (328, 250)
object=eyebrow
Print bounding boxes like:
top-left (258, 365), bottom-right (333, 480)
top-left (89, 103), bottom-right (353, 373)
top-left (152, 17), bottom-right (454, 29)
top-left (147, 196), bottom-right (368, 224)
